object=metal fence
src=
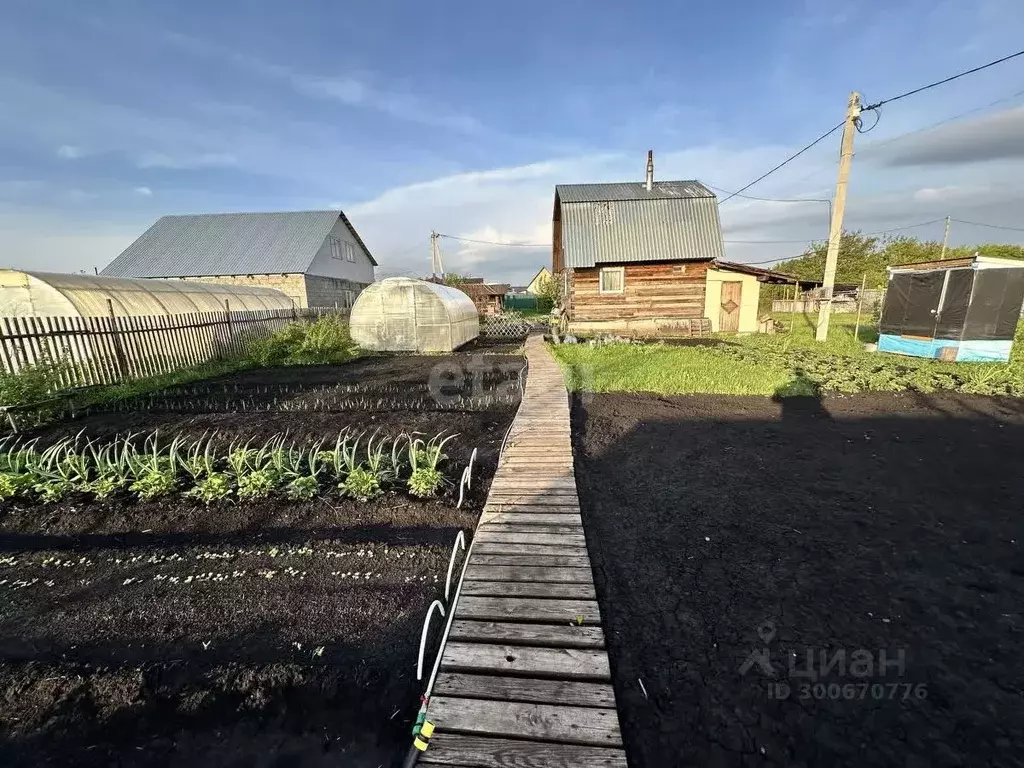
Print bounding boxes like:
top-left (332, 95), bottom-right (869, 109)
top-left (0, 308), bottom-right (341, 389)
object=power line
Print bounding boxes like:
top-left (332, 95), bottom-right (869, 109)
top-left (723, 218), bottom-right (948, 246)
top-left (861, 88), bottom-right (1024, 155)
top-left (437, 233), bottom-right (547, 247)
top-left (705, 184), bottom-right (830, 205)
top-left (951, 218), bottom-right (1024, 233)
top-left (863, 49), bottom-right (1024, 110)
top-left (717, 121), bottom-right (845, 205)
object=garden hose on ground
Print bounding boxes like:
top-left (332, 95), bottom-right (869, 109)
top-left (399, 352), bottom-right (530, 766)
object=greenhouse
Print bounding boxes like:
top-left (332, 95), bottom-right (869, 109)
top-left (349, 277), bottom-right (479, 352)
top-left (0, 270), bottom-right (293, 318)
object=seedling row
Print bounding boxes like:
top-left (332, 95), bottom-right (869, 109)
top-left (0, 428), bottom-right (459, 504)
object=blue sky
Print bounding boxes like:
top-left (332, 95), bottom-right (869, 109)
top-left (2, 0), bottom-right (1024, 284)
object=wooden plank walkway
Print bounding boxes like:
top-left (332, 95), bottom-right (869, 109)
top-left (422, 335), bottom-right (627, 767)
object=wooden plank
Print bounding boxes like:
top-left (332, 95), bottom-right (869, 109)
top-left (421, 733), bottom-right (627, 767)
top-left (466, 564), bottom-right (593, 585)
top-left (473, 541), bottom-right (587, 556)
top-left (427, 697), bottom-right (622, 748)
top-left (441, 642), bottom-right (609, 679)
top-left (478, 523), bottom-right (583, 535)
top-left (461, 581), bottom-right (596, 599)
top-left (483, 503), bottom-right (581, 514)
top-left (449, 621), bottom-right (605, 650)
top-left (489, 478), bottom-right (577, 490)
top-left (471, 553), bottom-right (590, 568)
top-left (474, 532), bottom-right (586, 547)
top-left (479, 512), bottom-right (583, 526)
top-left (456, 596), bottom-right (601, 623)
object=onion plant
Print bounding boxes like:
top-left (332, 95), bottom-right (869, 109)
top-left (407, 432), bottom-right (457, 498)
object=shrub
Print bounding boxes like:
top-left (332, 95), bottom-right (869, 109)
top-left (0, 354), bottom-right (69, 407)
top-left (248, 316), bottom-right (359, 367)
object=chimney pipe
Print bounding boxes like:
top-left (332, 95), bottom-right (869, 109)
top-left (645, 150), bottom-right (654, 191)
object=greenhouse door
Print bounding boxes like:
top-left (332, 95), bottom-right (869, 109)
top-left (382, 283), bottom-right (417, 350)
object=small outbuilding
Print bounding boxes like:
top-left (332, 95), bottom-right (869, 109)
top-left (349, 277), bottom-right (479, 352)
top-left (878, 255), bottom-right (1024, 362)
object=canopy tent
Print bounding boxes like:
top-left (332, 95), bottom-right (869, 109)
top-left (349, 277), bottom-right (479, 352)
top-left (0, 270), bottom-right (293, 318)
top-left (878, 256), bottom-right (1024, 362)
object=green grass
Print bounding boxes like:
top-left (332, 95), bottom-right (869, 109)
top-left (550, 313), bottom-right (1024, 397)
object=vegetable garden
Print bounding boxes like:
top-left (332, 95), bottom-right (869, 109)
top-left (0, 350), bottom-right (524, 767)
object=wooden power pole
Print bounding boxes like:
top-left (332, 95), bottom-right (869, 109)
top-left (940, 215), bottom-right (951, 259)
top-left (816, 91), bottom-right (862, 342)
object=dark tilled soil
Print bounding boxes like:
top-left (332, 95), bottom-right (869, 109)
top-left (0, 359), bottom-right (521, 767)
top-left (572, 391), bottom-right (1024, 768)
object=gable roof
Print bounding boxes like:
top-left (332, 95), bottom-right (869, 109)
top-left (556, 180), bottom-right (714, 203)
top-left (101, 209), bottom-right (376, 279)
top-left (555, 180), bottom-right (724, 268)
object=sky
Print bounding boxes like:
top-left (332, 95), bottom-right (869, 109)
top-left (2, 0), bottom-right (1024, 285)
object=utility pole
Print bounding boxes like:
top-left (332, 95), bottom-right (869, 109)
top-left (816, 91), bottom-right (861, 342)
top-left (429, 231), bottom-right (445, 277)
top-left (940, 215), bottom-right (951, 259)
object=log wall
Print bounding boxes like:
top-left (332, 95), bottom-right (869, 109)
top-left (569, 261), bottom-right (710, 321)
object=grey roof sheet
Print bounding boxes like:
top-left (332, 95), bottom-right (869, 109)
top-left (559, 193), bottom-right (725, 268)
top-left (556, 180), bottom-right (714, 203)
top-left (101, 209), bottom-right (376, 278)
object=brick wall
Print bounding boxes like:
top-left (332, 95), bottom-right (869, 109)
top-left (303, 275), bottom-right (371, 309)
top-left (177, 274), bottom-right (307, 307)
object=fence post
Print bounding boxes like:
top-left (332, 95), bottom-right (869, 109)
top-left (106, 299), bottom-right (129, 380)
top-left (224, 299), bottom-right (234, 356)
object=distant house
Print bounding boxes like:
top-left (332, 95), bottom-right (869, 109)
top-left (456, 279), bottom-right (510, 317)
top-left (525, 267), bottom-right (552, 296)
top-left (553, 153), bottom-right (734, 335)
top-left (102, 210), bottom-right (376, 309)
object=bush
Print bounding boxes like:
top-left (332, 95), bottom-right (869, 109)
top-left (0, 355), bottom-right (68, 407)
top-left (248, 316), bottom-right (359, 367)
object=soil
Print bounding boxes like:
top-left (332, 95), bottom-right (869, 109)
top-left (0, 355), bottom-right (522, 767)
top-left (571, 391), bottom-right (1024, 768)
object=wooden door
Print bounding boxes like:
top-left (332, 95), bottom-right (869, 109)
top-left (720, 282), bottom-right (742, 332)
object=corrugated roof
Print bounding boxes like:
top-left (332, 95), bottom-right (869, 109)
top-left (556, 180), bottom-right (714, 203)
top-left (101, 209), bottom-right (376, 279)
top-left (559, 194), bottom-right (725, 268)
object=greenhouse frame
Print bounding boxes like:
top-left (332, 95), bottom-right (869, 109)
top-left (0, 270), bottom-right (294, 318)
top-left (349, 277), bottom-right (479, 352)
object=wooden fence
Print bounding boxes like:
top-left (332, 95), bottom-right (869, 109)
top-left (0, 307), bottom-right (342, 389)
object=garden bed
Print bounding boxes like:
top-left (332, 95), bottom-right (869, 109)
top-left (572, 391), bottom-right (1024, 767)
top-left (0, 351), bottom-right (523, 766)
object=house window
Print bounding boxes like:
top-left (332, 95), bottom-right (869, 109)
top-left (599, 267), bottom-right (624, 294)
top-left (330, 237), bottom-right (342, 260)
top-left (345, 241), bottom-right (355, 262)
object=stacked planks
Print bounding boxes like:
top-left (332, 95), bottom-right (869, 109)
top-left (421, 334), bottom-right (627, 768)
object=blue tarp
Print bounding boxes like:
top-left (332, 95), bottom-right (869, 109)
top-left (877, 334), bottom-right (1012, 362)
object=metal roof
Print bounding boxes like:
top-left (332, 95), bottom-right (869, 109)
top-left (558, 191), bottom-right (725, 268)
top-left (101, 209), bottom-right (376, 279)
top-left (556, 180), bottom-right (714, 203)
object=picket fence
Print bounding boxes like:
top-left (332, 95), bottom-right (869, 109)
top-left (0, 307), bottom-right (342, 390)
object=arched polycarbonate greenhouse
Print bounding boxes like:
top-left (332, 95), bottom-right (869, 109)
top-left (0, 270), bottom-right (294, 317)
top-left (349, 277), bottom-right (479, 352)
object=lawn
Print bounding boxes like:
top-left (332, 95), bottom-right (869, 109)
top-left (550, 313), bottom-right (1024, 397)
top-left (572, 390), bottom-right (1024, 767)
top-left (0, 351), bottom-right (524, 767)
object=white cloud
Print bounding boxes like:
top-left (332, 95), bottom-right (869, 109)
top-left (57, 144), bottom-right (83, 159)
top-left (134, 186), bottom-right (153, 196)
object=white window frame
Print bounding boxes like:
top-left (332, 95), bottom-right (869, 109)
top-left (599, 267), bottom-right (625, 294)
top-left (345, 241), bottom-right (356, 262)
top-left (330, 237), bottom-right (342, 260)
